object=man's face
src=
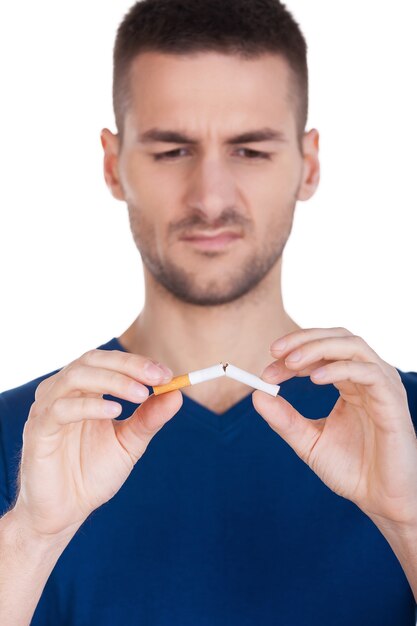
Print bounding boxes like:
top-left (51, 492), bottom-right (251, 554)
top-left (103, 51), bottom-right (319, 306)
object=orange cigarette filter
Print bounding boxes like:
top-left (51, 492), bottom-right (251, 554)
top-left (152, 373), bottom-right (191, 395)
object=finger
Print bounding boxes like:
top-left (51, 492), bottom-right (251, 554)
top-left (79, 349), bottom-right (173, 380)
top-left (251, 389), bottom-right (324, 466)
top-left (270, 327), bottom-right (353, 358)
top-left (309, 360), bottom-right (410, 426)
top-left (261, 357), bottom-right (331, 383)
top-left (283, 335), bottom-right (389, 373)
top-left (31, 396), bottom-right (123, 436)
top-left (34, 349), bottom-right (173, 401)
top-left (38, 363), bottom-right (171, 407)
top-left (264, 328), bottom-right (353, 381)
top-left (114, 389), bottom-right (184, 465)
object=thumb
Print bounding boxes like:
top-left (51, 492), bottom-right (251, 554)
top-left (114, 389), bottom-right (183, 464)
top-left (252, 389), bottom-right (324, 464)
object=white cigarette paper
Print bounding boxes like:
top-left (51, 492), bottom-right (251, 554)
top-left (223, 362), bottom-right (280, 397)
top-left (152, 361), bottom-right (280, 397)
top-left (188, 363), bottom-right (226, 384)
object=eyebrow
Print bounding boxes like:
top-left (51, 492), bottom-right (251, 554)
top-left (137, 127), bottom-right (288, 146)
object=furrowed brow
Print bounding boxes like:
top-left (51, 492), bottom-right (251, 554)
top-left (137, 127), bottom-right (287, 145)
top-left (226, 128), bottom-right (287, 145)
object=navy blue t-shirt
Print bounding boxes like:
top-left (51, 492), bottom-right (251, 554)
top-left (1, 336), bottom-right (417, 625)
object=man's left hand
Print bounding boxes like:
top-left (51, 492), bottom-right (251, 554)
top-left (252, 326), bottom-right (417, 529)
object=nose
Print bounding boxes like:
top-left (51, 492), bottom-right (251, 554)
top-left (185, 154), bottom-right (238, 222)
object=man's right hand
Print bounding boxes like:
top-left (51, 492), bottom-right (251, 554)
top-left (11, 348), bottom-right (182, 540)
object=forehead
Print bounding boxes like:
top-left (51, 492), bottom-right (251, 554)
top-left (126, 50), bottom-right (294, 135)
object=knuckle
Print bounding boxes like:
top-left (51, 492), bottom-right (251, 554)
top-left (22, 417), bottom-right (33, 440)
top-left (390, 365), bottom-right (402, 382)
top-left (78, 396), bottom-right (91, 415)
top-left (34, 380), bottom-right (46, 400)
top-left (119, 351), bottom-right (133, 368)
top-left (336, 326), bottom-right (352, 335)
top-left (61, 361), bottom-right (74, 376)
top-left (28, 400), bottom-right (41, 420)
top-left (369, 362), bottom-right (390, 384)
top-left (108, 369), bottom-right (125, 390)
top-left (34, 373), bottom-right (57, 400)
top-left (64, 363), bottom-right (84, 387)
top-left (350, 334), bottom-right (366, 359)
top-left (117, 350), bottom-right (147, 373)
top-left (370, 362), bottom-right (382, 375)
top-left (385, 363), bottom-right (403, 386)
top-left (80, 349), bottom-right (98, 364)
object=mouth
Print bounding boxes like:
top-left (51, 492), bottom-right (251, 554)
top-left (179, 230), bottom-right (242, 251)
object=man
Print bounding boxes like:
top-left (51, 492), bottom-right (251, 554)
top-left (1, 0), bottom-right (417, 624)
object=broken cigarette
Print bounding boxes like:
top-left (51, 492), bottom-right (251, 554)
top-left (152, 362), bottom-right (280, 397)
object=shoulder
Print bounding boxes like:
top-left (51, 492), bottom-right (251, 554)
top-left (0, 337), bottom-right (121, 422)
top-left (1, 367), bottom-right (62, 412)
top-left (0, 367), bottom-right (64, 455)
top-left (0, 338), bottom-right (120, 437)
top-left (0, 367), bottom-right (64, 514)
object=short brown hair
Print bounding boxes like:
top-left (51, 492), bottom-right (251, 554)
top-left (113, 0), bottom-right (308, 151)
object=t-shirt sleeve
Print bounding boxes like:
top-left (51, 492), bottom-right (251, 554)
top-left (397, 369), bottom-right (417, 435)
top-left (0, 367), bottom-right (68, 518)
top-left (0, 393), bottom-right (13, 517)
top-left (0, 356), bottom-right (109, 521)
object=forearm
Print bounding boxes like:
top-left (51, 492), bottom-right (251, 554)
top-left (0, 509), bottom-right (76, 626)
top-left (370, 515), bottom-right (417, 603)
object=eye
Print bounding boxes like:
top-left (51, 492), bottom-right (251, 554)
top-left (152, 147), bottom-right (271, 161)
top-left (153, 148), bottom-right (190, 161)
top-left (234, 148), bottom-right (271, 160)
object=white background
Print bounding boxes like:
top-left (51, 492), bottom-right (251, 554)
top-left (0, 1), bottom-right (416, 391)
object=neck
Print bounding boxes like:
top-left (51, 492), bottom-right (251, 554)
top-left (118, 257), bottom-right (300, 378)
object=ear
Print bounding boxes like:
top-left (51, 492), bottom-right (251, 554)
top-left (100, 128), bottom-right (125, 201)
top-left (296, 128), bottom-right (320, 201)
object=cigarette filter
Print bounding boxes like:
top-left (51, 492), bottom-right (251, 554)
top-left (224, 362), bottom-right (280, 397)
top-left (152, 363), bottom-right (225, 395)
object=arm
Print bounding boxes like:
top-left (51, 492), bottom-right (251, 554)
top-left (0, 508), bottom-right (78, 626)
top-left (370, 516), bottom-right (417, 603)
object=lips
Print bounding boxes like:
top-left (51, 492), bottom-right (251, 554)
top-left (179, 229), bottom-right (242, 251)
top-left (180, 230), bottom-right (242, 241)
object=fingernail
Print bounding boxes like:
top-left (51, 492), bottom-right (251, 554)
top-left (144, 360), bottom-right (173, 380)
top-left (261, 363), bottom-right (280, 380)
top-left (154, 362), bottom-right (173, 379)
top-left (286, 350), bottom-right (301, 362)
top-left (270, 338), bottom-right (287, 352)
top-left (129, 382), bottom-right (149, 400)
top-left (105, 402), bottom-right (122, 416)
top-left (312, 368), bottom-right (326, 379)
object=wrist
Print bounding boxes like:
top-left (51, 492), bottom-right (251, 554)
top-left (0, 507), bottom-right (78, 626)
top-left (1, 507), bottom-right (79, 556)
top-left (366, 508), bottom-right (417, 537)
